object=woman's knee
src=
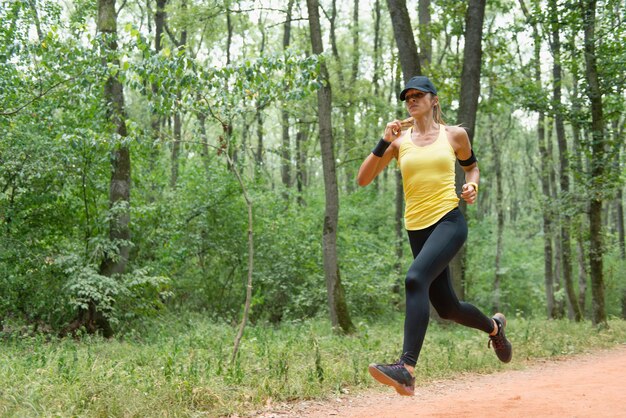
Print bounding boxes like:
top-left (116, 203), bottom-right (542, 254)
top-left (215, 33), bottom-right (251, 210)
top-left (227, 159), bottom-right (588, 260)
top-left (405, 270), bottom-right (428, 292)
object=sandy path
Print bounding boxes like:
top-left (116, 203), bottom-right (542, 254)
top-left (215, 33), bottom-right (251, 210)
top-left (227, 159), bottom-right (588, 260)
top-left (255, 345), bottom-right (626, 418)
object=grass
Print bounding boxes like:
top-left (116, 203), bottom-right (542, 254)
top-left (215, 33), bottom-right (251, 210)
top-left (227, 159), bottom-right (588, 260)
top-left (1, 314), bottom-right (625, 417)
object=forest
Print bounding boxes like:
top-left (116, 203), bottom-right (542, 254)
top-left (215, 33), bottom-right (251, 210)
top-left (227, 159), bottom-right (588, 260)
top-left (2, 0), bottom-right (625, 333)
top-left (0, 0), bottom-right (626, 336)
top-left (1, 0), bottom-right (626, 415)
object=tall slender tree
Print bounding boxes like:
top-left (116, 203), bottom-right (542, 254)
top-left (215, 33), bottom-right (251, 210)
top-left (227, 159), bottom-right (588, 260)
top-left (96, 0), bottom-right (131, 337)
top-left (581, 0), bottom-right (607, 326)
top-left (372, 0), bottom-right (383, 94)
top-left (386, 0), bottom-right (421, 81)
top-left (451, 0), bottom-right (486, 299)
top-left (386, 0), bottom-right (420, 282)
top-left (165, 0), bottom-right (188, 189)
top-left (307, 0), bottom-right (355, 333)
top-left (519, 0), bottom-right (557, 318)
top-left (548, 0), bottom-right (582, 321)
top-left (280, 0), bottom-right (295, 191)
top-left (418, 0), bottom-right (431, 71)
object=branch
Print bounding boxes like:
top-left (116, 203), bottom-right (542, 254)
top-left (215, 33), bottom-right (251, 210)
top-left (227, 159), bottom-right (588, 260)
top-left (266, 17), bottom-right (308, 30)
top-left (0, 74), bottom-right (78, 117)
top-left (223, 127), bottom-right (254, 365)
top-left (197, 92), bottom-right (226, 127)
top-left (164, 22), bottom-right (181, 47)
top-left (116, 0), bottom-right (128, 16)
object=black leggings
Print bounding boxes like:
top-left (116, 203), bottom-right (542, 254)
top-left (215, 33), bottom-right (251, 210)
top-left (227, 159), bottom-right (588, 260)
top-left (400, 208), bottom-right (494, 366)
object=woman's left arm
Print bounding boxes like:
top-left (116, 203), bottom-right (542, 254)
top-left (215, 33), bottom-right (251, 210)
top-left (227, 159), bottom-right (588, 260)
top-left (449, 126), bottom-right (479, 205)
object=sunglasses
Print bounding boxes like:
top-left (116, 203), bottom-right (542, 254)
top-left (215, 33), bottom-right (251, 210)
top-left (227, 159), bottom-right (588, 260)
top-left (405, 92), bottom-right (428, 101)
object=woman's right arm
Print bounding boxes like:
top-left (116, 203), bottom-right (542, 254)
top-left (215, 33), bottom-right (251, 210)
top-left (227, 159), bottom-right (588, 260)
top-left (357, 120), bottom-right (403, 187)
top-left (356, 145), bottom-right (396, 186)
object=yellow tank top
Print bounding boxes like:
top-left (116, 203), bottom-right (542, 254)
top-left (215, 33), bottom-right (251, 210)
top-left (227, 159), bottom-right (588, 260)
top-left (398, 124), bottom-right (459, 230)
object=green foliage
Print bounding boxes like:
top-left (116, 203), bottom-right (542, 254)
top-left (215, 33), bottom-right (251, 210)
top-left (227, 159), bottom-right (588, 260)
top-left (466, 215), bottom-right (546, 316)
top-left (2, 0), bottom-right (625, 338)
top-left (59, 255), bottom-right (171, 325)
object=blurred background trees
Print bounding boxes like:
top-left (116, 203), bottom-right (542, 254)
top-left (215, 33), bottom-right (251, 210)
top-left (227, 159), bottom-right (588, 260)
top-left (1, 0), bottom-right (624, 336)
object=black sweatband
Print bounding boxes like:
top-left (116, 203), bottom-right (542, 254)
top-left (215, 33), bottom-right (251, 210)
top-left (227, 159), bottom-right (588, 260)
top-left (458, 149), bottom-right (477, 166)
top-left (372, 138), bottom-right (391, 157)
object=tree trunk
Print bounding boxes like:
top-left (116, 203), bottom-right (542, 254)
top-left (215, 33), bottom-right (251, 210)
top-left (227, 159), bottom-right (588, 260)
top-left (344, 0), bottom-right (360, 193)
top-left (394, 164), bottom-right (404, 276)
top-left (307, 0), bottom-right (355, 334)
top-left (522, 6), bottom-right (557, 315)
top-left (223, 129), bottom-right (255, 364)
top-left (538, 112), bottom-right (557, 318)
top-left (613, 119), bottom-right (625, 259)
top-left (372, 0), bottom-right (382, 94)
top-left (197, 111), bottom-right (210, 170)
top-left (386, 0), bottom-right (419, 292)
top-left (26, 0), bottom-right (44, 42)
top-left (94, 0), bottom-right (131, 337)
top-left (488, 110), bottom-right (504, 313)
top-left (568, 33), bottom-right (588, 318)
top-left (544, 121), bottom-right (564, 317)
top-left (618, 188), bottom-right (625, 259)
top-left (154, 0), bottom-right (166, 52)
top-left (451, 0), bottom-right (486, 300)
top-left (149, 0), bottom-right (166, 185)
top-left (167, 0), bottom-right (187, 189)
top-left (549, 0), bottom-right (582, 321)
top-left (418, 0), bottom-right (431, 71)
top-left (577, 226), bottom-right (588, 313)
top-left (170, 112), bottom-right (181, 188)
top-left (280, 109), bottom-right (292, 189)
top-left (295, 125), bottom-right (307, 207)
top-left (392, 61), bottom-right (405, 290)
top-left (328, 0), bottom-right (344, 86)
top-left (386, 0), bottom-right (421, 81)
top-left (351, 0), bottom-right (360, 83)
top-left (280, 0), bottom-right (295, 191)
top-left (582, 0), bottom-right (607, 327)
top-left (255, 111), bottom-right (264, 165)
top-left (226, 9), bottom-right (233, 65)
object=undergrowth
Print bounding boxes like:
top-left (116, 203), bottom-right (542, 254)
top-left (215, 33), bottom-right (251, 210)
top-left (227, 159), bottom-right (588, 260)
top-left (1, 314), bottom-right (625, 417)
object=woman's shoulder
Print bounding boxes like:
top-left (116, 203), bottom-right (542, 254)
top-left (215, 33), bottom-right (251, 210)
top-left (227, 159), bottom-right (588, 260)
top-left (444, 125), bottom-right (469, 145)
top-left (444, 124), bottom-right (467, 137)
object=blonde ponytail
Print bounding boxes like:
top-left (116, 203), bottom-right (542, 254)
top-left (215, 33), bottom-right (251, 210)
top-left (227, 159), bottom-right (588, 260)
top-left (433, 104), bottom-right (446, 126)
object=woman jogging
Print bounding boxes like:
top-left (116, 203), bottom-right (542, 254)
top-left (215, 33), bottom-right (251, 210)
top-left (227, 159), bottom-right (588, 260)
top-left (357, 76), bottom-right (512, 396)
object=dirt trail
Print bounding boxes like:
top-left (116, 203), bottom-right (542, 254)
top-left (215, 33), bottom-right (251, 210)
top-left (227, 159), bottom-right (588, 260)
top-left (255, 345), bottom-right (626, 418)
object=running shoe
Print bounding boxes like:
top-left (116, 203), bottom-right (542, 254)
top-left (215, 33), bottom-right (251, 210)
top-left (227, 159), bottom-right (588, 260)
top-left (489, 313), bottom-right (512, 363)
top-left (368, 360), bottom-right (415, 396)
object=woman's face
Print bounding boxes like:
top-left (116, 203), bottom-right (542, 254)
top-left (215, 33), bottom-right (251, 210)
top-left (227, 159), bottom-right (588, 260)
top-left (404, 89), bottom-right (437, 115)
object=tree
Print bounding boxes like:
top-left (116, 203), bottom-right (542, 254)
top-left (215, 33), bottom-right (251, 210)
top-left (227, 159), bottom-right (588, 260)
top-left (418, 0), bottom-right (432, 72)
top-left (581, 0), bottom-right (607, 326)
top-left (306, 0), bottom-right (355, 334)
top-left (548, 0), bottom-right (582, 321)
top-left (280, 0), bottom-right (295, 192)
top-left (386, 0), bottom-right (420, 290)
top-left (91, 0), bottom-right (131, 337)
top-left (519, 0), bottom-right (558, 318)
top-left (386, 0), bottom-right (421, 80)
top-left (451, 0), bottom-right (486, 299)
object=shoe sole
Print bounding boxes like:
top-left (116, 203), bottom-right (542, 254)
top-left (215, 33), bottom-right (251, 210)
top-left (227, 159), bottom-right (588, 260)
top-left (368, 364), bottom-right (415, 396)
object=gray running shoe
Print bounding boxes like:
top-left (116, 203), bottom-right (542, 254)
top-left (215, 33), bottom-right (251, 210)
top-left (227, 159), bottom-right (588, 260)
top-left (368, 360), bottom-right (415, 396)
top-left (489, 313), bottom-right (512, 363)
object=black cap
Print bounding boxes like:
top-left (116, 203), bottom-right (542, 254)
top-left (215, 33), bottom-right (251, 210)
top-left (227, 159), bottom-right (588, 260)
top-left (399, 76), bottom-right (437, 101)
